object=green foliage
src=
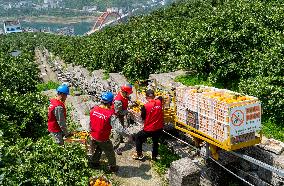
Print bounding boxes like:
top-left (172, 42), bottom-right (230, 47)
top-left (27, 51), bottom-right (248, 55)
top-left (228, 180), bottom-right (242, 186)
top-left (152, 144), bottom-right (180, 175)
top-left (0, 130), bottom-right (4, 168)
top-left (66, 104), bottom-right (82, 132)
top-left (262, 120), bottom-right (284, 142)
top-left (1, 0), bottom-right (284, 139)
top-left (0, 28), bottom-right (106, 186)
top-left (37, 81), bottom-right (60, 92)
top-left (1, 137), bottom-right (101, 186)
top-left (175, 74), bottom-right (215, 87)
top-left (0, 91), bottom-right (48, 141)
top-left (0, 51), bottom-right (40, 94)
top-left (103, 71), bottom-right (110, 80)
top-left (0, 46), bottom-right (48, 142)
top-left (239, 75), bottom-right (284, 125)
top-left (62, 0), bottom-right (96, 9)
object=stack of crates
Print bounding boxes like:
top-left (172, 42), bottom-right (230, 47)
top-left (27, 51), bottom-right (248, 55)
top-left (175, 86), bottom-right (187, 103)
top-left (176, 86), bottom-right (189, 125)
top-left (176, 105), bottom-right (188, 124)
top-left (198, 114), bottom-right (212, 135)
top-left (198, 91), bottom-right (227, 140)
top-left (187, 110), bottom-right (199, 129)
top-left (175, 87), bottom-right (186, 125)
top-left (183, 88), bottom-right (199, 112)
top-left (200, 90), bottom-right (261, 142)
top-left (175, 86), bottom-right (215, 129)
top-left (175, 86), bottom-right (262, 143)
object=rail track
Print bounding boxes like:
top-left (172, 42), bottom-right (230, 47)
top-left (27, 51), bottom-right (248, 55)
top-left (162, 130), bottom-right (284, 186)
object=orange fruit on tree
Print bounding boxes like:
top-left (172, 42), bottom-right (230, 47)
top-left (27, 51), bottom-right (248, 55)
top-left (94, 179), bottom-right (101, 186)
top-left (101, 181), bottom-right (107, 186)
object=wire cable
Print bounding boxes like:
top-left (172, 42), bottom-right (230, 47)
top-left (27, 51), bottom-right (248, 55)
top-left (162, 130), bottom-right (255, 186)
top-left (208, 157), bottom-right (255, 186)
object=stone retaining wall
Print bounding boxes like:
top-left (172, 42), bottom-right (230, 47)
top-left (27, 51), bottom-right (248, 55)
top-left (38, 49), bottom-right (284, 186)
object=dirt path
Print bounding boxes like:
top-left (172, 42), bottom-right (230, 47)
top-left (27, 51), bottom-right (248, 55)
top-left (68, 95), bottom-right (165, 186)
top-left (112, 142), bottom-right (165, 186)
top-left (40, 91), bottom-right (165, 186)
top-left (35, 48), bottom-right (58, 83)
top-left (39, 49), bottom-right (167, 186)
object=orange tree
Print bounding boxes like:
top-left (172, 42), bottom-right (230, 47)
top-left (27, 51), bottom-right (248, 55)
top-left (0, 36), bottom-right (104, 185)
top-left (3, 0), bottom-right (283, 138)
top-left (37, 0), bottom-right (283, 129)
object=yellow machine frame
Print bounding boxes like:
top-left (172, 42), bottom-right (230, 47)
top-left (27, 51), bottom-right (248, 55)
top-left (134, 81), bottom-right (262, 160)
top-left (170, 89), bottom-right (261, 160)
top-left (174, 120), bottom-right (262, 160)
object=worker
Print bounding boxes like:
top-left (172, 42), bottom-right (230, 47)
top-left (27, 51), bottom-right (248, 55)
top-left (89, 92), bottom-right (119, 172)
top-left (132, 89), bottom-right (164, 161)
top-left (47, 84), bottom-right (70, 145)
top-left (111, 84), bottom-right (133, 155)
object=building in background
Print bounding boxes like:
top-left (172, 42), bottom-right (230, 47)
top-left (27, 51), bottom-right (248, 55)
top-left (107, 7), bottom-right (119, 13)
top-left (3, 20), bottom-right (23, 34)
top-left (82, 6), bottom-right (97, 12)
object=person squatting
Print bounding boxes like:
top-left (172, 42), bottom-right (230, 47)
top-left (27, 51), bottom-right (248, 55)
top-left (48, 84), bottom-right (164, 172)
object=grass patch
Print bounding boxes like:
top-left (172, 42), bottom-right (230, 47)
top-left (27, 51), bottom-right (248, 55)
top-left (175, 74), bottom-right (225, 89)
top-left (37, 81), bottom-right (60, 92)
top-left (103, 71), bottom-right (110, 80)
top-left (175, 75), bottom-right (211, 86)
top-left (84, 109), bottom-right (90, 116)
top-left (66, 104), bottom-right (81, 132)
top-left (262, 119), bottom-right (284, 141)
top-left (152, 144), bottom-right (180, 175)
top-left (70, 86), bottom-right (82, 96)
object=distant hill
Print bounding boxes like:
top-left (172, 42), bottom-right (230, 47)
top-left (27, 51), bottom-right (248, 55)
top-left (0, 0), bottom-right (157, 17)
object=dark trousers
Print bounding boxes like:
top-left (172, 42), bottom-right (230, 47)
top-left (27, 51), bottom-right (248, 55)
top-left (91, 139), bottom-right (116, 166)
top-left (135, 129), bottom-right (162, 158)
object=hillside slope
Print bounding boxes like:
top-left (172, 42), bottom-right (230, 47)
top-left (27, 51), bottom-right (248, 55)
top-left (2, 0), bottom-right (283, 139)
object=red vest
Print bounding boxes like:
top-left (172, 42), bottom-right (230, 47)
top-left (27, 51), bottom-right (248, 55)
top-left (112, 92), bottom-right (129, 111)
top-left (48, 98), bottom-right (66, 133)
top-left (90, 106), bottom-right (115, 142)
top-left (144, 99), bottom-right (164, 132)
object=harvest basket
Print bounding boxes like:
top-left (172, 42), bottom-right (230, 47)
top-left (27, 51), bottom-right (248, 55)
top-left (89, 176), bottom-right (112, 186)
top-left (64, 131), bottom-right (89, 153)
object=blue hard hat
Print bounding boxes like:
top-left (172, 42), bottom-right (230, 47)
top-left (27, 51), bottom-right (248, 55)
top-left (56, 84), bottom-right (70, 95)
top-left (101, 92), bottom-right (114, 103)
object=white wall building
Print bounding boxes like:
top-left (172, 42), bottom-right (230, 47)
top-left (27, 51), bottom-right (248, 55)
top-left (42, 0), bottom-right (59, 9)
top-left (82, 6), bottom-right (97, 12)
top-left (3, 4), bottom-right (12, 10)
top-left (3, 20), bottom-right (23, 34)
top-left (107, 7), bottom-right (119, 13)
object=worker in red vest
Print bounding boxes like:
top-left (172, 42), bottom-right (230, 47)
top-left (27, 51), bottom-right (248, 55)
top-left (89, 92), bottom-right (119, 172)
top-left (132, 89), bottom-right (164, 161)
top-left (47, 84), bottom-right (70, 145)
top-left (111, 84), bottom-right (133, 155)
